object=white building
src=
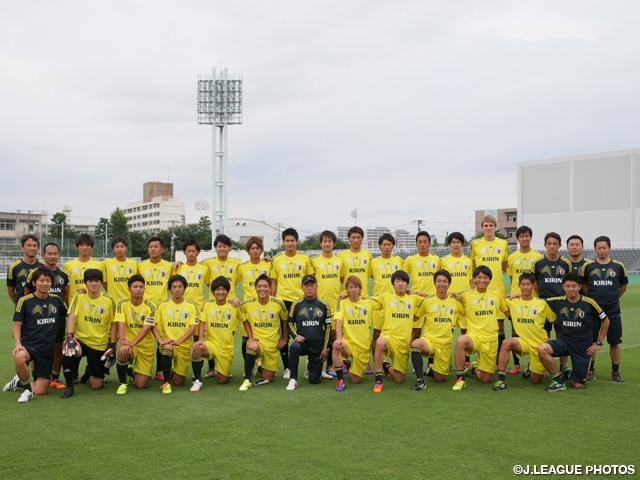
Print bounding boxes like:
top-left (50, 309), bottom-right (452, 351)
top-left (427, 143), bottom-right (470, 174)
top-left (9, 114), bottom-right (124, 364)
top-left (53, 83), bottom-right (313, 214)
top-left (123, 182), bottom-right (185, 233)
top-left (518, 148), bottom-right (640, 248)
top-left (227, 218), bottom-right (280, 250)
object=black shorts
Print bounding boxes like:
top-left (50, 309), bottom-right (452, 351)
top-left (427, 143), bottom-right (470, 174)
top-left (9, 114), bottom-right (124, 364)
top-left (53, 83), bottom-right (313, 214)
top-left (544, 320), bottom-right (561, 334)
top-left (78, 340), bottom-right (106, 378)
top-left (604, 313), bottom-right (622, 345)
top-left (546, 338), bottom-right (591, 385)
top-left (56, 320), bottom-right (66, 343)
top-left (23, 345), bottom-right (54, 380)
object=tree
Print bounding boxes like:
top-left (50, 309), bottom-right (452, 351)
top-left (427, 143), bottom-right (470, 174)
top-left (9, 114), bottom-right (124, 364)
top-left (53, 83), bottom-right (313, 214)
top-left (94, 217), bottom-right (111, 240)
top-left (49, 212), bottom-right (76, 241)
top-left (298, 233), bottom-right (350, 251)
top-left (129, 231), bottom-right (150, 260)
top-left (110, 208), bottom-right (129, 237)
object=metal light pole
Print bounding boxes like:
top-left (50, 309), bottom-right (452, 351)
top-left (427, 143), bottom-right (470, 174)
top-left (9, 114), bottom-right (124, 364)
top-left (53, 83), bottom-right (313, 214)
top-left (197, 68), bottom-right (243, 239)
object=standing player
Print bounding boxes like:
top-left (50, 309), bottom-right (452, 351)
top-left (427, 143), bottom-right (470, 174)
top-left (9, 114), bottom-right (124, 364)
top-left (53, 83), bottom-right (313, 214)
top-left (63, 233), bottom-right (105, 302)
top-left (410, 270), bottom-right (465, 390)
top-left (285, 275), bottom-right (332, 391)
top-left (539, 272), bottom-right (609, 391)
top-left (192, 277), bottom-right (241, 391)
top-left (138, 236), bottom-right (174, 381)
top-left (567, 235), bottom-right (587, 273)
top-left (61, 269), bottom-right (117, 399)
top-left (452, 266), bottom-right (509, 391)
top-left (505, 226), bottom-right (543, 374)
top-left (270, 228), bottom-right (314, 379)
top-left (3, 268), bottom-right (67, 402)
top-left (114, 274), bottom-right (157, 394)
top-left (153, 275), bottom-right (199, 394)
top-left (370, 270), bottom-right (425, 393)
top-left (7, 234), bottom-right (44, 304)
top-left (581, 236), bottom-right (627, 382)
top-left (403, 231), bottom-right (441, 297)
top-left (440, 232), bottom-right (473, 295)
top-left (103, 236), bottom-right (138, 303)
top-left (238, 274), bottom-right (289, 391)
top-left (331, 276), bottom-right (374, 391)
top-left (176, 239), bottom-right (210, 312)
top-left (338, 226), bottom-right (372, 295)
top-left (493, 273), bottom-right (555, 390)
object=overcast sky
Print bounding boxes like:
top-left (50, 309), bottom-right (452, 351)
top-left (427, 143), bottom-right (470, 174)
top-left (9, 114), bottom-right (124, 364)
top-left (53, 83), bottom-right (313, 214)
top-left (2, 1), bottom-right (639, 240)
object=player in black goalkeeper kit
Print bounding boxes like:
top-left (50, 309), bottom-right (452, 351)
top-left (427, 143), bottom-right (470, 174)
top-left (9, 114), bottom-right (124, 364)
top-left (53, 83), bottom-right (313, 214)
top-left (286, 275), bottom-right (332, 390)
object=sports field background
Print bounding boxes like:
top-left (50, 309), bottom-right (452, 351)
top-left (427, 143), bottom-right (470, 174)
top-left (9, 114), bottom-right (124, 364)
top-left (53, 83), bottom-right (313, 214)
top-left (0, 279), bottom-right (638, 479)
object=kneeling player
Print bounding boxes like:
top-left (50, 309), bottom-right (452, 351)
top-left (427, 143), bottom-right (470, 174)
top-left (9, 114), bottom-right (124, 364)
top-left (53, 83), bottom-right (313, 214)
top-left (3, 268), bottom-right (67, 402)
top-left (538, 272), bottom-right (609, 392)
top-left (191, 277), bottom-right (241, 391)
top-left (153, 275), bottom-right (199, 394)
top-left (411, 270), bottom-right (465, 390)
top-left (114, 275), bottom-right (157, 394)
top-left (494, 273), bottom-right (555, 390)
top-left (332, 276), bottom-right (374, 391)
top-left (61, 269), bottom-right (117, 399)
top-left (238, 275), bottom-right (288, 391)
top-left (452, 266), bottom-right (508, 391)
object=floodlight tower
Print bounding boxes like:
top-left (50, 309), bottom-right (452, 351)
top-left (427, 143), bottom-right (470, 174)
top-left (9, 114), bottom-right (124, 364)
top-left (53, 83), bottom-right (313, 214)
top-left (197, 67), bottom-right (243, 238)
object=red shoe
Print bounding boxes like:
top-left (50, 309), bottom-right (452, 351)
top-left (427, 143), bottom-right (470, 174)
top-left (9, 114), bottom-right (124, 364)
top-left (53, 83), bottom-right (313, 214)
top-left (506, 366), bottom-right (521, 375)
top-left (50, 378), bottom-right (66, 389)
top-left (155, 372), bottom-right (165, 382)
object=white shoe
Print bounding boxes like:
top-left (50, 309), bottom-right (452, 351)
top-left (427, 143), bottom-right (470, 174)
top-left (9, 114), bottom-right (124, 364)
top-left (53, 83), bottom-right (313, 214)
top-left (239, 379), bottom-right (253, 391)
top-left (285, 379), bottom-right (298, 391)
top-left (18, 389), bottom-right (33, 403)
top-left (190, 380), bottom-right (203, 392)
top-left (3, 375), bottom-right (20, 392)
top-left (321, 370), bottom-right (332, 380)
top-left (282, 368), bottom-right (291, 379)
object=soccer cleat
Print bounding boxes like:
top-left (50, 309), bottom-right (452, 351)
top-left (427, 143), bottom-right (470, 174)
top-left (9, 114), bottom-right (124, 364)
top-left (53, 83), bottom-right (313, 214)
top-left (18, 390), bottom-right (34, 403)
top-left (424, 363), bottom-right (434, 377)
top-left (282, 368), bottom-right (291, 379)
top-left (335, 379), bottom-right (346, 392)
top-left (493, 380), bottom-right (507, 391)
top-left (204, 370), bottom-right (217, 378)
top-left (365, 365), bottom-right (373, 375)
top-left (285, 379), bottom-right (298, 391)
top-left (116, 384), bottom-right (128, 395)
top-left (3, 375), bottom-right (21, 392)
top-left (154, 372), bottom-right (164, 382)
top-left (50, 379), bottom-right (66, 389)
top-left (253, 378), bottom-right (270, 387)
top-left (561, 365), bottom-right (571, 380)
top-left (464, 361), bottom-right (478, 376)
top-left (412, 379), bottom-right (426, 391)
top-left (61, 387), bottom-right (74, 399)
top-left (452, 378), bottom-right (466, 391)
top-left (344, 359), bottom-right (351, 373)
top-left (161, 382), bottom-right (172, 394)
top-left (321, 370), bottom-right (333, 380)
top-left (521, 366), bottom-right (532, 379)
top-left (253, 360), bottom-right (262, 378)
top-left (544, 380), bottom-right (566, 392)
top-left (611, 372), bottom-right (624, 383)
top-left (382, 362), bottom-right (392, 377)
top-left (506, 365), bottom-right (521, 375)
top-left (127, 375), bottom-right (134, 384)
top-left (372, 381), bottom-right (384, 393)
top-left (464, 361), bottom-right (470, 369)
top-left (103, 374), bottom-right (110, 384)
top-left (190, 380), bottom-right (203, 392)
top-left (73, 375), bottom-right (80, 385)
top-left (325, 367), bottom-right (338, 377)
top-left (586, 370), bottom-right (596, 381)
top-left (239, 379), bottom-right (253, 391)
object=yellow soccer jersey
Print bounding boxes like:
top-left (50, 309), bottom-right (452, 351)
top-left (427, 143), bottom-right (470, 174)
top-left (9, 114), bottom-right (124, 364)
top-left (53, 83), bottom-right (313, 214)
top-left (69, 292), bottom-right (116, 350)
top-left (403, 254), bottom-right (441, 296)
top-left (312, 254), bottom-right (344, 308)
top-left (176, 262), bottom-right (210, 310)
top-left (137, 259), bottom-right (173, 306)
top-left (415, 295), bottom-right (466, 346)
top-left (440, 254), bottom-right (473, 294)
top-left (338, 249), bottom-right (373, 295)
top-left (369, 292), bottom-right (424, 350)
top-left (237, 260), bottom-right (271, 301)
top-left (200, 300), bottom-right (241, 356)
top-left (155, 299), bottom-right (199, 341)
top-left (371, 255), bottom-right (403, 295)
top-left (64, 258), bottom-right (106, 300)
top-left (459, 289), bottom-right (508, 341)
top-left (269, 252), bottom-right (314, 302)
top-left (203, 257), bottom-right (242, 298)
top-left (103, 258), bottom-right (138, 302)
top-left (505, 297), bottom-right (555, 347)
top-left (240, 297), bottom-right (288, 346)
top-left (115, 298), bottom-right (156, 353)
top-left (470, 238), bottom-right (509, 294)
top-left (334, 297), bottom-right (374, 353)
top-left (507, 250), bottom-right (544, 296)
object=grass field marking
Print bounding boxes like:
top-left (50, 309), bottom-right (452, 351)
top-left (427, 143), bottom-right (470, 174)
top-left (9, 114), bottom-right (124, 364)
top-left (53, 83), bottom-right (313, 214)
top-left (596, 343), bottom-right (640, 354)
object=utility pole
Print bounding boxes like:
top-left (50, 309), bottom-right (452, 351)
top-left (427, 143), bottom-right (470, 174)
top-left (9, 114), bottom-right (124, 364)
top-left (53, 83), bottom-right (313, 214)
top-left (168, 220), bottom-right (180, 261)
top-left (412, 219), bottom-right (425, 234)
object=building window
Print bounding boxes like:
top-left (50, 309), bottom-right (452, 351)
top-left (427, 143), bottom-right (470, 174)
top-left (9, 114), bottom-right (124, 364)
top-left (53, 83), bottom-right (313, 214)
top-left (506, 213), bottom-right (517, 223)
top-left (507, 229), bottom-right (516, 238)
top-left (0, 220), bottom-right (16, 230)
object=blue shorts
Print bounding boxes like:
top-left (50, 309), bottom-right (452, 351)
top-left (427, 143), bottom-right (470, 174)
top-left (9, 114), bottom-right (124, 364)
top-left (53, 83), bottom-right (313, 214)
top-left (546, 338), bottom-right (591, 385)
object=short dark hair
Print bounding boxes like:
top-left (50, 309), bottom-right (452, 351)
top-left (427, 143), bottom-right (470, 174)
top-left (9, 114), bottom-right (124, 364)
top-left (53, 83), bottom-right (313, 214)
top-left (433, 269), bottom-right (451, 284)
top-left (562, 272), bottom-right (583, 285)
top-left (347, 226), bottom-right (364, 238)
top-left (472, 265), bottom-right (492, 280)
top-left (518, 273), bottom-right (536, 285)
top-left (319, 230), bottom-right (337, 244)
top-left (31, 267), bottom-right (53, 284)
top-left (378, 233), bottom-right (395, 246)
top-left (183, 238), bottom-right (201, 252)
top-left (75, 233), bottom-right (94, 248)
top-left (148, 236), bottom-right (164, 248)
top-left (211, 276), bottom-right (231, 292)
top-left (447, 232), bottom-right (465, 245)
top-left (281, 228), bottom-right (298, 241)
top-left (416, 231), bottom-right (431, 242)
top-left (128, 274), bottom-right (145, 287)
top-left (391, 270), bottom-right (410, 284)
top-left (168, 274), bottom-right (187, 289)
top-left (21, 234), bottom-right (39, 247)
top-left (593, 235), bottom-right (611, 248)
top-left (111, 236), bottom-right (128, 250)
top-left (245, 236), bottom-right (263, 252)
top-left (544, 232), bottom-right (561, 244)
top-left (255, 273), bottom-right (271, 287)
top-left (214, 234), bottom-right (232, 247)
top-left (43, 242), bottom-right (60, 253)
top-left (83, 268), bottom-right (103, 283)
top-left (567, 235), bottom-right (584, 246)
top-left (515, 226), bottom-right (533, 238)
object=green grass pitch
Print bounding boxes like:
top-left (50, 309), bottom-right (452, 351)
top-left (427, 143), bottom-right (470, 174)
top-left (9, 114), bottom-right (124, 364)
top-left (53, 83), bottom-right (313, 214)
top-left (0, 279), bottom-right (638, 479)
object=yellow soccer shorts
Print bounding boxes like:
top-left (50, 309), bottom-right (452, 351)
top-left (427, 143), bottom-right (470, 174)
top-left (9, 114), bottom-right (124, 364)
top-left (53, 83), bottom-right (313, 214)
top-left (341, 338), bottom-right (369, 377)
top-left (169, 344), bottom-right (191, 377)
top-left (420, 337), bottom-right (452, 376)
top-left (380, 334), bottom-right (409, 374)
top-left (465, 334), bottom-right (498, 374)
top-left (132, 346), bottom-right (154, 377)
top-left (515, 338), bottom-right (545, 375)
top-left (257, 341), bottom-right (279, 372)
top-left (203, 339), bottom-right (234, 377)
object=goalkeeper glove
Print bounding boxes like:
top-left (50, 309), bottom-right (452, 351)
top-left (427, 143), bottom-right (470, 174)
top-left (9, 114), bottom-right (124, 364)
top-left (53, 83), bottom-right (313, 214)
top-left (63, 333), bottom-right (78, 357)
top-left (101, 343), bottom-right (117, 368)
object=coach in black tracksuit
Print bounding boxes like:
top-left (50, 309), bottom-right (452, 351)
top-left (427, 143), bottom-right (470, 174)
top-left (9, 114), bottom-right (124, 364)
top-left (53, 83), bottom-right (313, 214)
top-left (287, 275), bottom-right (332, 385)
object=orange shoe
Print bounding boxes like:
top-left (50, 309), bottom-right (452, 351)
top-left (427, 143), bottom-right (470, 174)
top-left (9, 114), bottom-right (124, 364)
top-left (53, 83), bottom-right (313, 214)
top-left (50, 379), bottom-right (66, 389)
top-left (373, 381), bottom-right (384, 393)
